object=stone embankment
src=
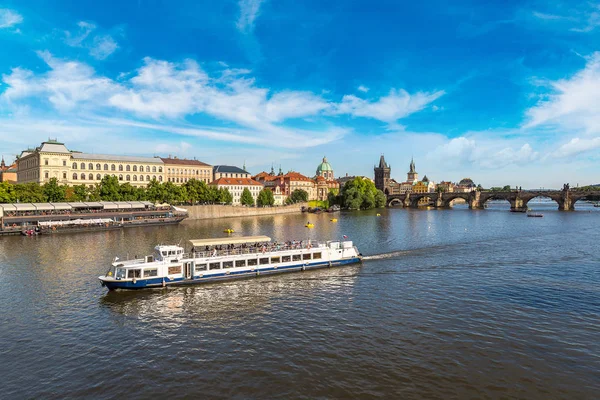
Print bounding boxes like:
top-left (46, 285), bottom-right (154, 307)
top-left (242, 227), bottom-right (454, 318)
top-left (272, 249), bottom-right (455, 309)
top-left (183, 203), bottom-right (308, 220)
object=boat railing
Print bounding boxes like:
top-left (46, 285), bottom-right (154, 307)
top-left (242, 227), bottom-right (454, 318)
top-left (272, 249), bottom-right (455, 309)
top-left (186, 240), bottom-right (330, 259)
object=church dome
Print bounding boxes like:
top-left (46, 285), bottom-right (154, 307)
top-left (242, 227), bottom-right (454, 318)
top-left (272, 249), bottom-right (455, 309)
top-left (459, 177), bottom-right (475, 187)
top-left (316, 156), bottom-right (333, 174)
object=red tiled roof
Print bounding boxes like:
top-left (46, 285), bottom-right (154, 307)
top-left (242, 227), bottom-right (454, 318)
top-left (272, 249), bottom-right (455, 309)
top-left (160, 157), bottom-right (211, 166)
top-left (209, 177), bottom-right (263, 186)
top-left (283, 172), bottom-right (312, 181)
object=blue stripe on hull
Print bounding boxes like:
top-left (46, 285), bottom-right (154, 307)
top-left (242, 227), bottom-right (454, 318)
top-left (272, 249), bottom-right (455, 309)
top-left (102, 257), bottom-right (361, 290)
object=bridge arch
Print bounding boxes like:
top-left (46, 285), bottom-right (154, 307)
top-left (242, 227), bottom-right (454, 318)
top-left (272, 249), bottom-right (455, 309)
top-left (521, 194), bottom-right (562, 209)
top-left (441, 193), bottom-right (470, 208)
top-left (387, 197), bottom-right (403, 207)
top-left (409, 193), bottom-right (434, 208)
top-left (480, 193), bottom-right (514, 209)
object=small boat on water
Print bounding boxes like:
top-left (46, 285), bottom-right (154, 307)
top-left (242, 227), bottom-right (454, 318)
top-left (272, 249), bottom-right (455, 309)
top-left (224, 229), bottom-right (235, 234)
top-left (99, 235), bottom-right (362, 290)
top-left (527, 210), bottom-right (544, 217)
top-left (305, 222), bottom-right (314, 228)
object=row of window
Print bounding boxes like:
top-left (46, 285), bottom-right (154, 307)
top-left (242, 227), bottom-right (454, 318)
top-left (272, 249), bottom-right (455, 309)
top-left (71, 163), bottom-right (163, 173)
top-left (166, 168), bottom-right (211, 175)
top-left (70, 173), bottom-right (163, 182)
top-left (167, 177), bottom-right (211, 183)
top-left (196, 252), bottom-right (322, 271)
top-left (122, 252), bottom-right (324, 279)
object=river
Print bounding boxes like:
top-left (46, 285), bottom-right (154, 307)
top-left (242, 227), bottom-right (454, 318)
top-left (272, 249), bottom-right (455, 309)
top-left (0, 202), bottom-right (599, 399)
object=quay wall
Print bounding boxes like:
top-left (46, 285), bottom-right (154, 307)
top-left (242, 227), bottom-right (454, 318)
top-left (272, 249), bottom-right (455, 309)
top-left (183, 203), bottom-right (308, 220)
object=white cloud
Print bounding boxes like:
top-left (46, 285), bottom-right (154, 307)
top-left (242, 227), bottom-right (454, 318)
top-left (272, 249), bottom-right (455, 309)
top-left (336, 89), bottom-right (444, 125)
top-left (236, 0), bottom-right (264, 33)
top-left (64, 21), bottom-right (119, 59)
top-left (0, 52), bottom-right (441, 150)
top-left (89, 35), bottom-right (118, 60)
top-left (357, 85), bottom-right (369, 93)
top-left (525, 52), bottom-right (600, 136)
top-left (530, 3), bottom-right (600, 33)
top-left (0, 8), bottom-right (22, 29)
top-left (553, 137), bottom-right (600, 158)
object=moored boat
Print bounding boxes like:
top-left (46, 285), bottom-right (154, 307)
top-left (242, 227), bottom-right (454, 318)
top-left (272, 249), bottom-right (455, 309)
top-left (527, 210), bottom-right (544, 217)
top-left (99, 235), bottom-right (362, 290)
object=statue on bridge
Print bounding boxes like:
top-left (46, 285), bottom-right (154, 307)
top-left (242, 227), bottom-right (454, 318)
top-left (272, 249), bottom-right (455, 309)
top-left (562, 183), bottom-right (570, 192)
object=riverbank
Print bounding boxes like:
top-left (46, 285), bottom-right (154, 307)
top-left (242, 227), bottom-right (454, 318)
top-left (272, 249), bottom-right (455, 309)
top-left (183, 203), bottom-right (308, 220)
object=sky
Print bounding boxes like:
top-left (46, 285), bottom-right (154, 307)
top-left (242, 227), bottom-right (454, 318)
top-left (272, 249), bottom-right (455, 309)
top-left (1, 0), bottom-right (600, 188)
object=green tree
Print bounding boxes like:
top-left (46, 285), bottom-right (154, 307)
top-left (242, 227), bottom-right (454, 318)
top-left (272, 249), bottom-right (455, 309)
top-left (218, 188), bottom-right (233, 205)
top-left (13, 183), bottom-right (45, 203)
top-left (0, 182), bottom-right (16, 203)
top-left (340, 177), bottom-right (386, 210)
top-left (184, 179), bottom-right (209, 204)
top-left (42, 178), bottom-right (66, 202)
top-left (72, 184), bottom-right (89, 201)
top-left (99, 175), bottom-right (121, 201)
top-left (240, 188), bottom-right (255, 206)
top-left (502, 185), bottom-right (511, 191)
top-left (287, 189), bottom-right (308, 203)
top-left (257, 188), bottom-right (275, 207)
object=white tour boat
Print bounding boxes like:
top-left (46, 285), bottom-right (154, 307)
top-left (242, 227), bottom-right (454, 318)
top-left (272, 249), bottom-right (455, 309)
top-left (99, 235), bottom-right (362, 290)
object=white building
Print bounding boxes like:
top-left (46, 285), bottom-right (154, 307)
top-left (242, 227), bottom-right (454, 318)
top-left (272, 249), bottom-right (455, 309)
top-left (209, 177), bottom-right (263, 205)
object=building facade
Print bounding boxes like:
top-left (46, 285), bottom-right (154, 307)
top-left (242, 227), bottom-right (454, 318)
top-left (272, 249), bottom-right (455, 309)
top-left (16, 140), bottom-right (164, 187)
top-left (161, 157), bottom-right (212, 185)
top-left (209, 177), bottom-right (263, 205)
top-left (0, 157), bottom-right (17, 183)
top-left (213, 165), bottom-right (251, 181)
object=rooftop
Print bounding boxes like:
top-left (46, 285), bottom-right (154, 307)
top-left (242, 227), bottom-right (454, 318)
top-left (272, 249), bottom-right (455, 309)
top-left (210, 177), bottom-right (263, 186)
top-left (213, 165), bottom-right (250, 174)
top-left (160, 157), bottom-right (211, 166)
top-left (71, 153), bottom-right (164, 163)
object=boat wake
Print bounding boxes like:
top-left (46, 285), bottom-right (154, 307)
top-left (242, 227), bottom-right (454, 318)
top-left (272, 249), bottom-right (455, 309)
top-left (362, 250), bottom-right (410, 260)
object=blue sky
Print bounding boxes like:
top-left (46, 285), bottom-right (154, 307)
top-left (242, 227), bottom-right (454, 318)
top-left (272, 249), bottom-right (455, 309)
top-left (1, 0), bottom-right (600, 187)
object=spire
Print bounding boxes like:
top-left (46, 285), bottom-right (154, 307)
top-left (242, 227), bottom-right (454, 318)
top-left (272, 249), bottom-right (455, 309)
top-left (0, 155), bottom-right (4, 169)
top-left (270, 163), bottom-right (274, 175)
top-left (378, 154), bottom-right (387, 169)
top-left (409, 157), bottom-right (416, 173)
top-left (278, 164), bottom-right (282, 175)
top-left (243, 160), bottom-right (247, 171)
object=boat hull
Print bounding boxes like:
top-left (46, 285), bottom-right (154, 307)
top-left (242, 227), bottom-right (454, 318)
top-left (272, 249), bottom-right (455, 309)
top-left (100, 256), bottom-right (362, 290)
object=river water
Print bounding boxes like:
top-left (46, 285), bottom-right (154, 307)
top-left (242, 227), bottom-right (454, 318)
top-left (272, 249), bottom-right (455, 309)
top-left (0, 202), bottom-right (599, 399)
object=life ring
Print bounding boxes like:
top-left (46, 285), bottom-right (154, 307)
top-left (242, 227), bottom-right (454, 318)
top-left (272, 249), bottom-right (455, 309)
top-left (132, 278), bottom-right (137, 284)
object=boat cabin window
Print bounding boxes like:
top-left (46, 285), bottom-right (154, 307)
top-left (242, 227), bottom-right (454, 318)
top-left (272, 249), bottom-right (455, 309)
top-left (223, 261), bottom-right (233, 269)
top-left (168, 251), bottom-right (175, 256)
top-left (259, 257), bottom-right (269, 265)
top-left (162, 251), bottom-right (168, 256)
top-left (292, 254), bottom-right (301, 261)
top-left (271, 256), bottom-right (280, 264)
top-left (247, 258), bottom-right (257, 266)
top-left (127, 269), bottom-right (141, 278)
top-left (302, 253), bottom-right (311, 260)
top-left (235, 260), bottom-right (246, 268)
top-left (313, 252), bottom-right (322, 260)
top-left (116, 268), bottom-right (126, 279)
top-left (195, 264), bottom-right (207, 272)
top-left (282, 255), bottom-right (291, 263)
top-left (209, 262), bottom-right (221, 270)
top-left (144, 268), bottom-right (158, 277)
top-left (168, 266), bottom-right (182, 275)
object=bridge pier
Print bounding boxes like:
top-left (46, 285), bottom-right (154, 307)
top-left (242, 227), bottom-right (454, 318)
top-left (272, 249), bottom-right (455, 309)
top-left (434, 193), bottom-right (444, 208)
top-left (403, 193), bottom-right (411, 208)
top-left (509, 197), bottom-right (527, 212)
top-left (468, 191), bottom-right (483, 209)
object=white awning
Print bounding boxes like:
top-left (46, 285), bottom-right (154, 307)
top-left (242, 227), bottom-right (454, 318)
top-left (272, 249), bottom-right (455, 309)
top-left (51, 203), bottom-right (72, 210)
top-left (102, 202), bottom-right (119, 210)
top-left (128, 202), bottom-right (147, 209)
top-left (14, 203), bottom-right (36, 211)
top-left (33, 203), bottom-right (54, 211)
top-left (84, 202), bottom-right (103, 208)
top-left (67, 202), bottom-right (88, 208)
top-left (0, 204), bottom-right (16, 212)
top-left (189, 235), bottom-right (271, 247)
top-left (173, 206), bottom-right (188, 213)
top-left (113, 202), bottom-right (132, 209)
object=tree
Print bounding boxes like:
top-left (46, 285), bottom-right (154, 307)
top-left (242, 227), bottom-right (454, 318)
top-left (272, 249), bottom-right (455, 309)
top-left (240, 188), bottom-right (255, 206)
top-left (184, 179), bottom-right (208, 204)
top-left (340, 177), bottom-right (386, 210)
top-left (288, 189), bottom-right (308, 203)
top-left (0, 182), bottom-right (16, 203)
top-left (99, 175), bottom-right (121, 201)
top-left (42, 178), bottom-right (66, 202)
top-left (72, 185), bottom-right (89, 201)
top-left (257, 188), bottom-right (275, 207)
top-left (13, 183), bottom-right (45, 203)
top-left (502, 185), bottom-right (511, 191)
top-left (218, 188), bottom-right (233, 205)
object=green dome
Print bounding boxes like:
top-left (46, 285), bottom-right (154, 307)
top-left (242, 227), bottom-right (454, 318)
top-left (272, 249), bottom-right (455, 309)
top-left (316, 156), bottom-right (333, 174)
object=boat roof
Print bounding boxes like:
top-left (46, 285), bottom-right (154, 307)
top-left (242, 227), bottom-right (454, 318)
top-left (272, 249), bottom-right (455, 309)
top-left (189, 235), bottom-right (271, 247)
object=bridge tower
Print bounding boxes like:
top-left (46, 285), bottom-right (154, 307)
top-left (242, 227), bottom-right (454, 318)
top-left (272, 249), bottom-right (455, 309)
top-left (374, 155), bottom-right (391, 194)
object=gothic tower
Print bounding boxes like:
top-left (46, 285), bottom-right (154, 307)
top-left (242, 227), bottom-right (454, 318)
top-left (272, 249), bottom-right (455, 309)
top-left (407, 157), bottom-right (418, 184)
top-left (374, 155), bottom-right (391, 193)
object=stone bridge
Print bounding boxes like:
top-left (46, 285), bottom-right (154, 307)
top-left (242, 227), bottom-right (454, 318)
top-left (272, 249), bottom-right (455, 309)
top-left (386, 189), bottom-right (600, 211)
